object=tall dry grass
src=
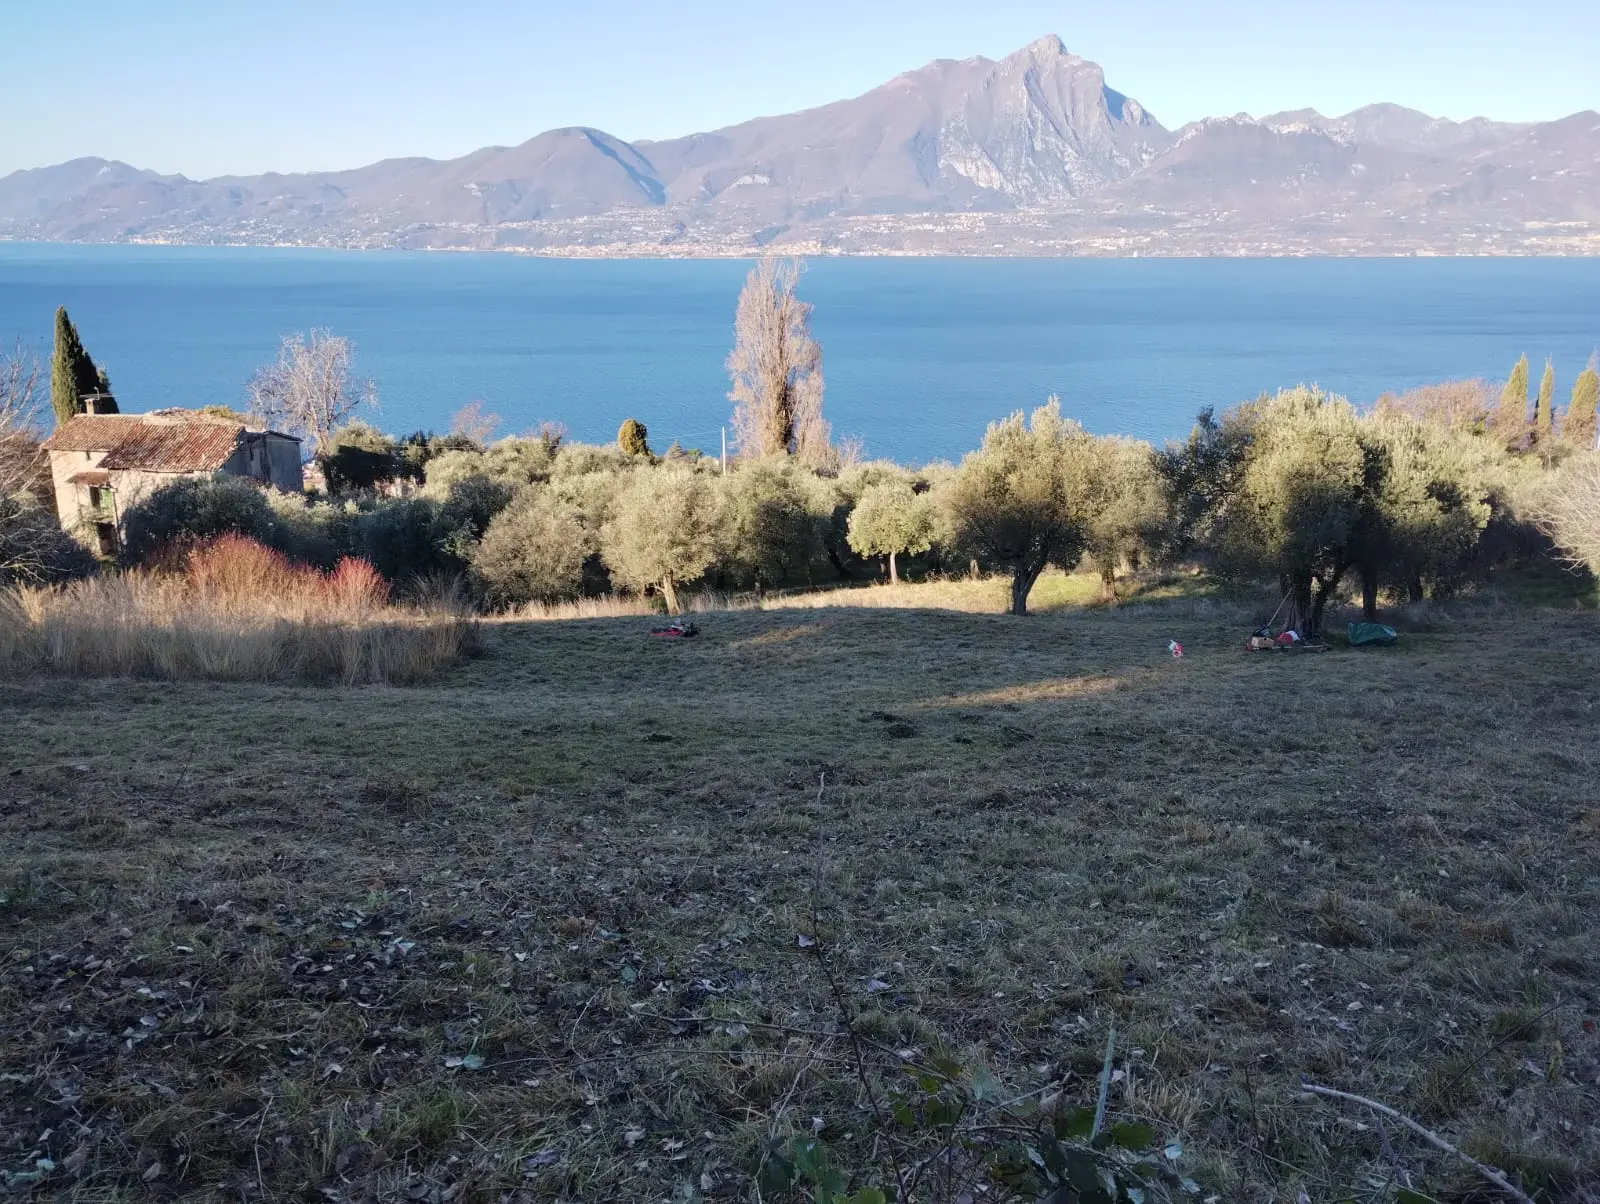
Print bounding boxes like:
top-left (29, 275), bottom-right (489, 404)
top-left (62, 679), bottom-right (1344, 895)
top-left (508, 590), bottom-right (741, 622)
top-left (0, 535), bottom-right (478, 685)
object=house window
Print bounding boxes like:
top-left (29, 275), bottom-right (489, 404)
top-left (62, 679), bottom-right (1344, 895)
top-left (88, 485), bottom-right (109, 511)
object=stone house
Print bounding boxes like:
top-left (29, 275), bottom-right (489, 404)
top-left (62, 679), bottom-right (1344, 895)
top-left (41, 409), bottom-right (303, 555)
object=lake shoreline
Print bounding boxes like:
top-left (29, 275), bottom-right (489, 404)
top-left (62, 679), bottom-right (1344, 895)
top-left (3, 246), bottom-right (1597, 460)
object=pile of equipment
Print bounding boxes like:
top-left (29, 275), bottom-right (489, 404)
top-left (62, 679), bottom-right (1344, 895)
top-left (1243, 590), bottom-right (1328, 653)
top-left (649, 619), bottom-right (700, 639)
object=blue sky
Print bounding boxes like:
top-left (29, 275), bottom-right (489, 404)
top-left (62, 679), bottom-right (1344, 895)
top-left (3, 0), bottom-right (1594, 177)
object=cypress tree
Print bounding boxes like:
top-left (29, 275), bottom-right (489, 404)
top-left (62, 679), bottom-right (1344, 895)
top-left (50, 307), bottom-right (116, 426)
top-left (1568, 356), bottom-right (1600, 450)
top-left (1534, 357), bottom-right (1555, 444)
top-left (617, 417), bottom-right (651, 458)
top-left (1494, 354), bottom-right (1529, 449)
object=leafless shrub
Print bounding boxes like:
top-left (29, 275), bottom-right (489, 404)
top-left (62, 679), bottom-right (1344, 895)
top-left (0, 342), bottom-right (93, 586)
top-left (1531, 452), bottom-right (1600, 576)
top-left (451, 400), bottom-right (500, 445)
top-left (1375, 379), bottom-right (1493, 433)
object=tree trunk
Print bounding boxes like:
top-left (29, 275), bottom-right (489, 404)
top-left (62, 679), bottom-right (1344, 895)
top-left (825, 545), bottom-right (848, 580)
top-left (1360, 564), bottom-right (1379, 621)
top-left (1309, 568), bottom-right (1346, 638)
top-left (660, 574), bottom-right (680, 615)
top-left (1287, 574), bottom-right (1313, 635)
top-left (1010, 558), bottom-right (1045, 616)
top-left (1407, 574), bottom-right (1424, 604)
top-left (888, 550), bottom-right (899, 585)
top-left (1100, 566), bottom-right (1116, 602)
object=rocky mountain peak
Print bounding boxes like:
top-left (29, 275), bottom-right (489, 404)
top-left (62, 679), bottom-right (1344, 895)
top-left (3, 36), bottom-right (1594, 253)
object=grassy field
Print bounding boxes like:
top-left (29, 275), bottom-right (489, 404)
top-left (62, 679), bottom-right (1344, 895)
top-left (2, 575), bottom-right (1598, 1202)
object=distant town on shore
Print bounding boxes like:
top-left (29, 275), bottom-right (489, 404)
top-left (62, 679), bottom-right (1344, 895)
top-left (3, 35), bottom-right (1598, 258)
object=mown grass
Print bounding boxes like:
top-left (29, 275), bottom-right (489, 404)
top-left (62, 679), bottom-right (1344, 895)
top-left (1, 580), bottom-right (1597, 1202)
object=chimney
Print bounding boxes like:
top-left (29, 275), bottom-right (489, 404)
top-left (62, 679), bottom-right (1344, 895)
top-left (82, 392), bottom-right (118, 415)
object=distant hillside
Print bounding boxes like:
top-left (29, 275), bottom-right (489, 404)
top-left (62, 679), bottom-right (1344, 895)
top-left (3, 37), bottom-right (1597, 255)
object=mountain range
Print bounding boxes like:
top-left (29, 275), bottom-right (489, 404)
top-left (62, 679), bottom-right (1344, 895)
top-left (4, 35), bottom-right (1598, 256)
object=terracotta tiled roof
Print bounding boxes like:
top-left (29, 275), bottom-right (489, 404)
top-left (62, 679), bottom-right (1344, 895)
top-left (99, 421), bottom-right (246, 472)
top-left (41, 415), bottom-right (148, 453)
top-left (43, 412), bottom-right (265, 472)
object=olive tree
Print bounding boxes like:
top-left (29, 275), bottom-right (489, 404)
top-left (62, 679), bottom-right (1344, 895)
top-left (423, 438), bottom-right (557, 495)
top-left (601, 467), bottom-right (721, 613)
top-left (846, 478), bottom-right (934, 584)
top-left (1356, 410), bottom-right (1497, 611)
top-left (1209, 389), bottom-right (1370, 635)
top-left (1083, 436), bottom-right (1167, 600)
top-left (119, 476), bottom-right (279, 567)
top-left (471, 489), bottom-right (591, 608)
top-left (943, 399), bottom-right (1097, 615)
top-left (720, 458), bottom-right (830, 590)
top-left (321, 422), bottom-right (402, 495)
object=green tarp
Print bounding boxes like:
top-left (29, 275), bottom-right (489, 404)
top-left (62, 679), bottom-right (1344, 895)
top-left (1347, 621), bottom-right (1398, 647)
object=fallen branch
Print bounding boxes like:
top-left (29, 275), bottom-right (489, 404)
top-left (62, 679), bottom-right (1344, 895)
top-left (1300, 1081), bottom-right (1534, 1204)
top-left (1091, 1027), bottom-right (1116, 1139)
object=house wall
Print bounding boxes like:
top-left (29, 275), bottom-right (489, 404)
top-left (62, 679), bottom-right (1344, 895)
top-left (227, 434), bottom-right (304, 492)
top-left (106, 468), bottom-right (197, 515)
top-left (47, 449), bottom-right (107, 528)
top-left (262, 435), bottom-right (304, 492)
top-left (48, 452), bottom-right (193, 552)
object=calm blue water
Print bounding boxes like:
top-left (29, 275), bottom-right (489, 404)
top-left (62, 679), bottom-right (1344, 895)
top-left (1, 243), bottom-right (1597, 462)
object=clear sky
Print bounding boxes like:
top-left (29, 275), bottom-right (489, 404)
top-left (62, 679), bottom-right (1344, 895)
top-left (3, 0), bottom-right (1595, 178)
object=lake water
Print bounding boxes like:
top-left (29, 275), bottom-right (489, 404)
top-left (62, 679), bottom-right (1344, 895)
top-left (1, 243), bottom-right (1597, 462)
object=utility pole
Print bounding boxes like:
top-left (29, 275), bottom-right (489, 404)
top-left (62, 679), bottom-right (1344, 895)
top-left (721, 427), bottom-right (727, 476)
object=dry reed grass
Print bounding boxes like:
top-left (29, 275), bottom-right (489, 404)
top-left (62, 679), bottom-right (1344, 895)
top-left (0, 535), bottom-right (477, 685)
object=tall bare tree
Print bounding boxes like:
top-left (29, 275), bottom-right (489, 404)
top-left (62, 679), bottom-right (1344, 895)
top-left (246, 329), bottom-right (376, 457)
top-left (726, 258), bottom-right (830, 463)
top-left (1, 340), bottom-right (47, 503)
top-left (2, 340), bottom-right (92, 584)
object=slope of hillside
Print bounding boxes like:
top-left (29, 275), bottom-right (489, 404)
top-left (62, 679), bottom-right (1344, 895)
top-left (639, 35), bottom-right (1170, 216)
top-left (1, 37), bottom-right (1597, 253)
top-left (3, 595), bottom-right (1596, 1199)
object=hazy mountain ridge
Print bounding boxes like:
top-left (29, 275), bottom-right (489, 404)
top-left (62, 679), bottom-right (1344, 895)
top-left (3, 37), bottom-right (1598, 255)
